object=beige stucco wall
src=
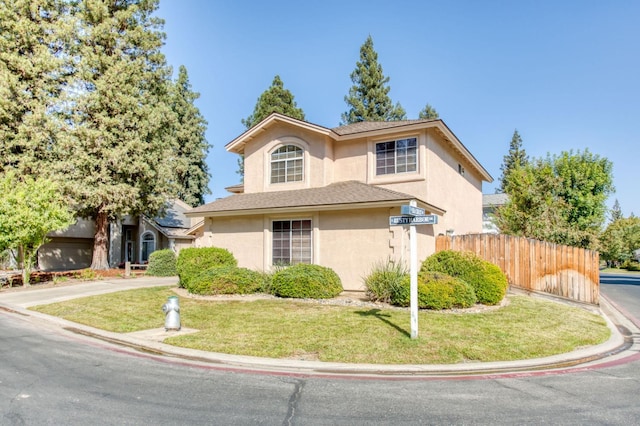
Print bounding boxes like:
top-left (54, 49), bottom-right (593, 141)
top-left (203, 207), bottom-right (438, 292)
top-left (48, 218), bottom-right (95, 239)
top-left (242, 123), bottom-right (333, 194)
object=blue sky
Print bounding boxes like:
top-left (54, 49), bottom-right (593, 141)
top-left (158, 0), bottom-right (640, 217)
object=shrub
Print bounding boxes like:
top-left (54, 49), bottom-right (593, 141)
top-left (187, 266), bottom-right (263, 295)
top-left (364, 258), bottom-right (409, 303)
top-left (623, 260), bottom-right (640, 271)
top-left (146, 249), bottom-right (177, 277)
top-left (271, 263), bottom-right (343, 299)
top-left (390, 272), bottom-right (477, 309)
top-left (176, 247), bottom-right (237, 288)
top-left (420, 250), bottom-right (508, 305)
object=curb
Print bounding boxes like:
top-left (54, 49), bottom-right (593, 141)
top-left (1, 294), bottom-right (636, 379)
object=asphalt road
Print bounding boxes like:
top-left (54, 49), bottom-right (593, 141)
top-left (2, 275), bottom-right (640, 425)
top-left (600, 272), bottom-right (640, 327)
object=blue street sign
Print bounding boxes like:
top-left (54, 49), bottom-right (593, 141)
top-left (401, 205), bottom-right (426, 216)
top-left (389, 215), bottom-right (438, 226)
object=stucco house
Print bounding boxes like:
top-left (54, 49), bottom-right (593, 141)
top-left (482, 193), bottom-right (509, 234)
top-left (186, 113), bottom-right (492, 291)
top-left (38, 200), bottom-right (203, 271)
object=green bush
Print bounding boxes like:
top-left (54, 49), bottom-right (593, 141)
top-left (271, 263), bottom-right (343, 299)
top-left (623, 260), bottom-right (640, 271)
top-left (187, 266), bottom-right (263, 295)
top-left (364, 258), bottom-right (409, 303)
top-left (420, 250), bottom-right (508, 305)
top-left (145, 249), bottom-right (177, 276)
top-left (176, 247), bottom-right (237, 288)
top-left (390, 272), bottom-right (477, 310)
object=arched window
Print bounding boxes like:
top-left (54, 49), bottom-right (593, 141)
top-left (271, 145), bottom-right (303, 183)
top-left (140, 232), bottom-right (156, 263)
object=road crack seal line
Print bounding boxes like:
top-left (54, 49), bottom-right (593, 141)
top-left (283, 379), bottom-right (305, 426)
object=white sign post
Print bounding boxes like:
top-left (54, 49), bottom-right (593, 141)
top-left (390, 202), bottom-right (439, 339)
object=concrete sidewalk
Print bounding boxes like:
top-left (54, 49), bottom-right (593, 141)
top-left (1, 277), bottom-right (638, 377)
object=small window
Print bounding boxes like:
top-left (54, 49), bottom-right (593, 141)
top-left (272, 219), bottom-right (312, 265)
top-left (376, 137), bottom-right (417, 175)
top-left (271, 145), bottom-right (303, 184)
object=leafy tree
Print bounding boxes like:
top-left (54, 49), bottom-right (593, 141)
top-left (418, 103), bottom-right (439, 119)
top-left (496, 150), bottom-right (614, 249)
top-left (238, 75), bottom-right (305, 178)
top-left (0, 0), bottom-right (73, 176)
top-left (169, 65), bottom-right (211, 207)
top-left (600, 217), bottom-right (640, 266)
top-left (59, 0), bottom-right (179, 269)
top-left (0, 172), bottom-right (74, 285)
top-left (341, 35), bottom-right (406, 124)
top-left (609, 199), bottom-right (623, 223)
top-left (551, 149), bottom-right (614, 246)
top-left (497, 130), bottom-right (528, 193)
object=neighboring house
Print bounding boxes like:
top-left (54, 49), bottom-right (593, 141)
top-left (186, 113), bottom-right (493, 291)
top-left (38, 200), bottom-right (203, 271)
top-left (482, 193), bottom-right (509, 234)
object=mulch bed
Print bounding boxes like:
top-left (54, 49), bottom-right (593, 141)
top-left (0, 268), bottom-right (145, 289)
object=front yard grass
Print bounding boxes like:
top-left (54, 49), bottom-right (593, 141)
top-left (31, 286), bottom-right (610, 364)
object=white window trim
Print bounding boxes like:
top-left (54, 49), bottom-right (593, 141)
top-left (367, 133), bottom-right (423, 184)
top-left (264, 137), bottom-right (310, 191)
top-left (139, 231), bottom-right (156, 263)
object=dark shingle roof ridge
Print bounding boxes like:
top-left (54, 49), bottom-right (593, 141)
top-left (331, 118), bottom-right (440, 136)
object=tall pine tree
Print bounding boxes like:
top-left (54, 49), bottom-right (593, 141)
top-left (242, 75), bottom-right (305, 129)
top-left (341, 35), bottom-right (406, 125)
top-left (0, 0), bottom-right (73, 176)
top-left (497, 129), bottom-right (528, 193)
top-left (418, 103), bottom-right (439, 119)
top-left (61, 0), bottom-right (178, 269)
top-left (238, 75), bottom-right (305, 178)
top-left (169, 65), bottom-right (210, 207)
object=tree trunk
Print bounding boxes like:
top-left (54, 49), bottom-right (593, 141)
top-left (90, 211), bottom-right (110, 270)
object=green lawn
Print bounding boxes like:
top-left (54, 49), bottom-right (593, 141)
top-left (31, 286), bottom-right (610, 365)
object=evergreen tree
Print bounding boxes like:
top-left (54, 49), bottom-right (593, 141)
top-left (497, 130), bottom-right (528, 193)
top-left (61, 0), bottom-right (178, 269)
top-left (242, 75), bottom-right (305, 129)
top-left (341, 36), bottom-right (406, 124)
top-left (169, 65), bottom-right (210, 207)
top-left (239, 75), bottom-right (305, 178)
top-left (418, 103), bottom-right (440, 119)
top-left (0, 0), bottom-right (73, 176)
top-left (609, 199), bottom-right (624, 223)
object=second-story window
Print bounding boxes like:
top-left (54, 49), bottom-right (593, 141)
top-left (375, 137), bottom-right (417, 175)
top-left (271, 145), bottom-right (303, 184)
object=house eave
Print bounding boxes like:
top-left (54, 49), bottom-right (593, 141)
top-left (185, 199), bottom-right (446, 218)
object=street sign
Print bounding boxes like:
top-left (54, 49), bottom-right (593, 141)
top-left (389, 215), bottom-right (438, 226)
top-left (401, 205), bottom-right (425, 216)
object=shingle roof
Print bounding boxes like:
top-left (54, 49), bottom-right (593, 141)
top-left (483, 193), bottom-right (509, 207)
top-left (187, 181), bottom-right (445, 216)
top-left (331, 118), bottom-right (439, 136)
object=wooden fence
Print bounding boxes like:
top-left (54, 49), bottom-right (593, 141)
top-left (435, 234), bottom-right (600, 305)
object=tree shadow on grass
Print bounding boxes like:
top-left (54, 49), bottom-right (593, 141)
top-left (355, 308), bottom-right (410, 338)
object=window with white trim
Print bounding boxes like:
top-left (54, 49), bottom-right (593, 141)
top-left (272, 219), bottom-right (312, 265)
top-left (375, 137), bottom-right (417, 175)
top-left (271, 145), bottom-right (303, 183)
top-left (140, 232), bottom-right (156, 262)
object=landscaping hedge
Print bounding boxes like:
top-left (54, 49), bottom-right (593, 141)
top-left (187, 266), bottom-right (264, 295)
top-left (390, 272), bottom-right (477, 309)
top-left (145, 249), bottom-right (177, 277)
top-left (176, 247), bottom-right (237, 288)
top-left (420, 250), bottom-right (508, 305)
top-left (271, 263), bottom-right (343, 299)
